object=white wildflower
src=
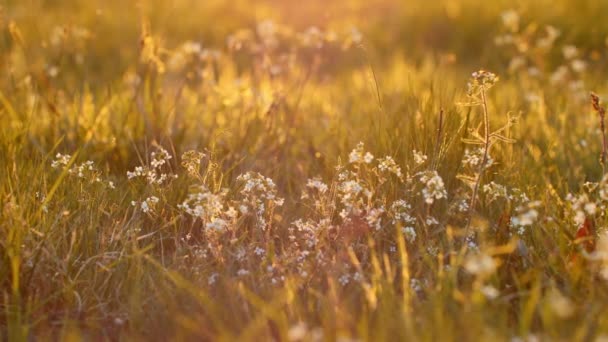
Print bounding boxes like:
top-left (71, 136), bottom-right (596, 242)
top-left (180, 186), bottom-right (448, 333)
top-left (501, 10), bottom-right (519, 32)
top-left (378, 156), bottom-right (403, 178)
top-left (254, 247), bottom-right (266, 256)
top-left (562, 45), bottom-right (579, 59)
top-left (419, 171), bottom-right (447, 204)
top-left (413, 150), bottom-right (427, 165)
top-left (425, 216), bottom-right (438, 226)
top-left (51, 153), bottom-right (71, 169)
top-left (571, 59), bottom-right (587, 73)
top-left (464, 253), bottom-right (497, 277)
top-left (236, 269), bottom-right (250, 277)
top-left (391, 200), bottom-right (415, 224)
top-left (338, 274), bottom-right (350, 286)
top-left (208, 273), bottom-right (219, 285)
top-left (138, 196), bottom-right (159, 214)
top-left (481, 285), bottom-right (500, 300)
top-left (547, 289), bottom-right (574, 319)
top-left (306, 177), bottom-right (328, 193)
top-left (483, 181), bottom-right (508, 202)
top-left (402, 226), bottom-right (416, 242)
top-left (205, 218), bottom-right (227, 231)
top-left (348, 142), bottom-right (366, 164)
top-left (410, 278), bottom-right (422, 292)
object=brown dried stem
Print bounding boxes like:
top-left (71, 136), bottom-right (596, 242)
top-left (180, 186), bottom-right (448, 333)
top-left (591, 92), bottom-right (607, 172)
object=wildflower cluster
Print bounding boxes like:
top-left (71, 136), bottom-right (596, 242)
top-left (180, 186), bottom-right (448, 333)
top-left (565, 176), bottom-right (608, 226)
top-left (127, 147), bottom-right (177, 185)
top-left (236, 172), bottom-right (285, 230)
top-left (224, 20), bottom-right (363, 81)
top-left (549, 45), bottom-right (588, 99)
top-left (132, 196), bottom-right (160, 214)
top-left (494, 9), bottom-right (589, 100)
top-left (462, 148), bottom-right (494, 170)
top-left (391, 199), bottom-right (416, 241)
top-left (45, 25), bottom-right (92, 77)
top-left (51, 153), bottom-right (113, 188)
top-left (510, 200), bottom-right (541, 234)
top-left (378, 156), bottom-right (404, 179)
top-left (178, 186), bottom-right (234, 231)
top-left (482, 181), bottom-right (508, 202)
top-left (418, 171), bottom-right (447, 204)
top-left (348, 141), bottom-right (374, 165)
top-left (181, 150), bottom-right (207, 177)
top-left (227, 20), bottom-right (362, 53)
top-left (167, 41), bottom-right (220, 74)
top-left (412, 150), bottom-right (427, 165)
top-left (466, 70), bottom-right (499, 97)
top-left (494, 9), bottom-right (560, 76)
top-left (297, 142), bottom-right (446, 246)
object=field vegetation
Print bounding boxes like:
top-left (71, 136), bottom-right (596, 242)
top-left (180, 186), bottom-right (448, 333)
top-left (3, 0), bottom-right (608, 340)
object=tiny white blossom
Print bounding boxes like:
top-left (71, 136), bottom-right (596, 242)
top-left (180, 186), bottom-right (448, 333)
top-left (236, 269), bottom-right (250, 277)
top-left (481, 285), bottom-right (500, 300)
top-left (413, 150), bottom-right (427, 165)
top-left (464, 253), bottom-right (497, 276)
top-left (419, 171), bottom-right (447, 204)
top-left (254, 247), bottom-right (266, 256)
top-left (402, 226), bottom-right (416, 242)
top-left (208, 273), bottom-right (219, 285)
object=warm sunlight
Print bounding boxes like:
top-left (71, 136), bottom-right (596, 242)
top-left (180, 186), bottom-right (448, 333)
top-left (2, 0), bottom-right (608, 340)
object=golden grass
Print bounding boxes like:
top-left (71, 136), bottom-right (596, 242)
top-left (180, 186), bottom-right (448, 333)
top-left (2, 0), bottom-right (608, 340)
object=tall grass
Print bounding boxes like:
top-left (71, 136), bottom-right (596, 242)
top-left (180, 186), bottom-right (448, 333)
top-left (2, 1), bottom-right (608, 340)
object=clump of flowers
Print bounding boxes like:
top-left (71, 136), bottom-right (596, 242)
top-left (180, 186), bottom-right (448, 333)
top-left (300, 177), bottom-right (334, 218)
top-left (349, 141), bottom-right (374, 165)
top-left (390, 199), bottom-right (415, 226)
top-left (401, 226), bottom-right (417, 243)
top-left (297, 142), bottom-right (446, 245)
top-left (510, 200), bottom-right (541, 234)
top-left (493, 10), bottom-right (588, 100)
top-left (464, 252), bottom-right (497, 278)
top-left (377, 156), bottom-right (404, 179)
top-left (483, 181), bottom-right (508, 202)
top-left (236, 172), bottom-right (284, 230)
top-left (225, 20), bottom-right (364, 81)
top-left (565, 176), bottom-right (608, 227)
top-left (306, 177), bottom-right (329, 194)
top-left (167, 40), bottom-right (220, 78)
top-left (50, 153), bottom-right (113, 188)
top-left (494, 9), bottom-right (560, 77)
top-left (462, 148), bottom-right (494, 170)
top-left (132, 196), bottom-right (160, 214)
top-left (50, 153), bottom-right (71, 169)
top-left (127, 146), bottom-right (177, 185)
top-left (181, 150), bottom-right (207, 177)
top-left (466, 70), bottom-right (499, 97)
top-left (413, 150), bottom-right (427, 165)
top-left (418, 171), bottom-right (447, 204)
top-left (178, 185), bottom-right (233, 231)
top-left (337, 175), bottom-right (371, 220)
top-left (290, 218), bottom-right (330, 248)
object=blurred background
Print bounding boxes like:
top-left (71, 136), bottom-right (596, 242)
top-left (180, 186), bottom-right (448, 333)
top-left (5, 0), bottom-right (608, 82)
top-left (2, 0), bottom-right (608, 192)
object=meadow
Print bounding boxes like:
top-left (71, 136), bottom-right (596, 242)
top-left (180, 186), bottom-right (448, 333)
top-left (3, 0), bottom-right (608, 340)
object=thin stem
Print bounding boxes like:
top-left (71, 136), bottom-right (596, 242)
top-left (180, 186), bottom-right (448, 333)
top-left (467, 87), bottom-right (491, 231)
top-left (433, 108), bottom-right (444, 170)
top-left (600, 110), bottom-right (607, 173)
top-left (591, 92), bottom-right (607, 174)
